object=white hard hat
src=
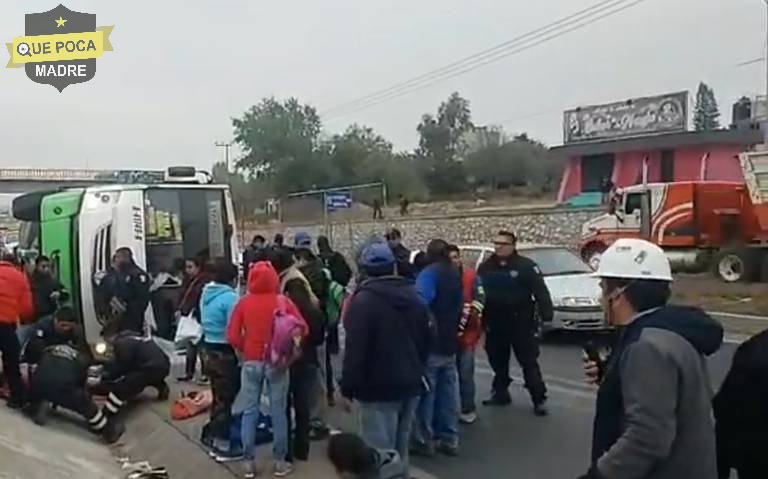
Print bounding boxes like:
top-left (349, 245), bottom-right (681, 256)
top-left (595, 238), bottom-right (673, 282)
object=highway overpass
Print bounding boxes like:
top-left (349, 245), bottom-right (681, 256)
top-left (0, 168), bottom-right (166, 194)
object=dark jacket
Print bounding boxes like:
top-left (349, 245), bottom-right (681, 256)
top-left (102, 332), bottom-right (171, 381)
top-left (320, 249), bottom-right (352, 287)
top-left (108, 263), bottom-right (151, 333)
top-left (341, 277), bottom-right (431, 402)
top-left (23, 316), bottom-right (90, 365)
top-left (391, 244), bottom-right (415, 280)
top-left (713, 328), bottom-right (768, 479)
top-left (415, 262), bottom-right (463, 356)
top-left (31, 272), bottom-right (65, 320)
top-left (30, 344), bottom-right (92, 396)
top-left (178, 273), bottom-right (209, 319)
top-left (478, 253), bottom-right (553, 326)
top-left (242, 245), bottom-right (268, 277)
top-left (280, 266), bottom-right (325, 366)
top-left (299, 256), bottom-right (330, 308)
top-left (590, 305), bottom-right (722, 479)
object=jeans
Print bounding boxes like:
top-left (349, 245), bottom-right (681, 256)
top-left (457, 349), bottom-right (476, 414)
top-left (0, 323), bottom-right (23, 404)
top-left (232, 361), bottom-right (290, 462)
top-left (414, 354), bottom-right (460, 448)
top-left (359, 397), bottom-right (419, 473)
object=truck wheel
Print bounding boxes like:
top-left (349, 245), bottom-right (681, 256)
top-left (714, 248), bottom-right (757, 283)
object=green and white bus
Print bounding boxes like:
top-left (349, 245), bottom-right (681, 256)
top-left (12, 167), bottom-right (239, 345)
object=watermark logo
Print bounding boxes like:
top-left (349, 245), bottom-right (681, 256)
top-left (5, 4), bottom-right (114, 92)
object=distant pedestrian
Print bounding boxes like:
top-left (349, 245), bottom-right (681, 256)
top-left (478, 231), bottom-right (552, 416)
top-left (242, 235), bottom-right (267, 278)
top-left (342, 242), bottom-right (431, 474)
top-left (0, 251), bottom-right (34, 409)
top-left (328, 433), bottom-right (407, 479)
top-left (579, 238), bottom-right (722, 479)
top-left (385, 228), bottom-right (415, 280)
top-left (714, 328), bottom-right (768, 479)
top-left (411, 239), bottom-right (463, 457)
top-left (399, 196), bottom-right (409, 216)
top-left (600, 177), bottom-right (614, 204)
top-left (447, 244), bottom-right (485, 425)
top-left (317, 235), bottom-right (352, 287)
top-left (372, 199), bottom-right (384, 220)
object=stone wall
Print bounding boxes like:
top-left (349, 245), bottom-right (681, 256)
top-left (246, 206), bottom-right (604, 258)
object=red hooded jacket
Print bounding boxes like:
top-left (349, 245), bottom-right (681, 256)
top-left (0, 261), bottom-right (34, 325)
top-left (458, 267), bottom-right (484, 351)
top-left (227, 261), bottom-right (307, 361)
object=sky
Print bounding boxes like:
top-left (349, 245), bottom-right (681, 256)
top-left (0, 0), bottom-right (765, 171)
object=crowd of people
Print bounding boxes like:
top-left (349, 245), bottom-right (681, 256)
top-left (1, 228), bottom-right (768, 479)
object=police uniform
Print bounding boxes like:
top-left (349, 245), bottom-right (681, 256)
top-left (112, 264), bottom-right (151, 334)
top-left (24, 321), bottom-right (124, 443)
top-left (477, 253), bottom-right (553, 406)
top-left (101, 331), bottom-right (170, 417)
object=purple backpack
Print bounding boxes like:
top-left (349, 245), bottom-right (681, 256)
top-left (267, 296), bottom-right (305, 369)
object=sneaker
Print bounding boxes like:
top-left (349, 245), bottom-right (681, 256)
top-left (409, 440), bottom-right (435, 458)
top-left (214, 450), bottom-right (245, 463)
top-left (459, 411), bottom-right (477, 425)
top-left (31, 401), bottom-right (51, 426)
top-left (242, 461), bottom-right (257, 479)
top-left (533, 402), bottom-right (549, 417)
top-left (273, 461), bottom-right (294, 477)
top-left (482, 391), bottom-right (512, 407)
top-left (436, 442), bottom-right (459, 457)
top-left (156, 382), bottom-right (170, 401)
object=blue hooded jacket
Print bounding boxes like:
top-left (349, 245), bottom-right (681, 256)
top-left (200, 282), bottom-right (239, 345)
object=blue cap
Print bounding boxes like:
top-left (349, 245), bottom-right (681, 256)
top-left (360, 242), bottom-right (396, 276)
top-left (294, 231), bottom-right (312, 249)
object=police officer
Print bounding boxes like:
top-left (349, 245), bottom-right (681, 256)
top-left (109, 247), bottom-right (151, 334)
top-left (23, 307), bottom-right (126, 443)
top-left (477, 230), bottom-right (553, 416)
top-left (98, 324), bottom-right (171, 419)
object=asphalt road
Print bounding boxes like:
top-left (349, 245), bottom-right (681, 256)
top-left (413, 332), bottom-right (739, 479)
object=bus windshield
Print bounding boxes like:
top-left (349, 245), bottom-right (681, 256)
top-left (144, 188), bottom-right (231, 274)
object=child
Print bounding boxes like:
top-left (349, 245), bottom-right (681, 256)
top-left (328, 433), bottom-right (406, 479)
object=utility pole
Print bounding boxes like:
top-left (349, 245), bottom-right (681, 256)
top-left (214, 141), bottom-right (232, 171)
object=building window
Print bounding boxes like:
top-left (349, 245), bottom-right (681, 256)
top-left (581, 154), bottom-right (615, 192)
top-left (661, 150), bottom-right (674, 182)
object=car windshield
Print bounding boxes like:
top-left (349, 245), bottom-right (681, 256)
top-left (521, 247), bottom-right (592, 276)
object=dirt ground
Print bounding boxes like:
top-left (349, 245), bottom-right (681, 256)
top-left (673, 274), bottom-right (767, 315)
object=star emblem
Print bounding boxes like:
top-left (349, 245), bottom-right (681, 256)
top-left (55, 16), bottom-right (67, 28)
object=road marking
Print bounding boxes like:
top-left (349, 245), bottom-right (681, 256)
top-left (708, 311), bottom-right (768, 322)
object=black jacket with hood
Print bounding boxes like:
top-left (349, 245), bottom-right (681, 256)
top-left (589, 305), bottom-right (722, 479)
top-left (341, 276), bottom-right (431, 402)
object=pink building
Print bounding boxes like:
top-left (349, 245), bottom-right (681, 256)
top-left (553, 128), bottom-right (763, 203)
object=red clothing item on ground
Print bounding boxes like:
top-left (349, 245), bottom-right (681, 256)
top-left (458, 267), bottom-right (483, 351)
top-left (0, 261), bottom-right (34, 325)
top-left (227, 261), bottom-right (306, 361)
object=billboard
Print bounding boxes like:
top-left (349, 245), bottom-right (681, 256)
top-left (564, 91), bottom-right (688, 144)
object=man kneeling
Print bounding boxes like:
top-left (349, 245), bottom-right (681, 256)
top-left (23, 307), bottom-right (125, 443)
top-left (98, 325), bottom-right (171, 419)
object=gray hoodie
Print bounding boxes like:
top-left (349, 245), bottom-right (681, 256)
top-left (591, 305), bottom-right (723, 479)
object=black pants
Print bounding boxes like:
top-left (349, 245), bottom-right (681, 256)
top-left (185, 341), bottom-right (200, 379)
top-left (202, 344), bottom-right (240, 441)
top-left (110, 368), bottom-right (168, 403)
top-left (286, 361), bottom-right (317, 461)
top-left (484, 317), bottom-right (547, 404)
top-left (0, 323), bottom-right (23, 404)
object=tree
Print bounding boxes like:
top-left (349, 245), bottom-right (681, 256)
top-left (693, 82), bottom-right (721, 131)
top-left (416, 92), bottom-right (474, 195)
top-left (232, 97), bottom-right (322, 193)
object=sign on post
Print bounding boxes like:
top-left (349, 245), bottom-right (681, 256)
top-left (326, 191), bottom-right (351, 212)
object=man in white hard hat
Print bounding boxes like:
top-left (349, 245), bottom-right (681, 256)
top-left (578, 238), bottom-right (722, 479)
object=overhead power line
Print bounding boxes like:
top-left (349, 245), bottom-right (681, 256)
top-left (322, 0), bottom-right (650, 121)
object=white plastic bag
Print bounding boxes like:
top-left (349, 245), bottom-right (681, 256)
top-left (174, 314), bottom-right (202, 346)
